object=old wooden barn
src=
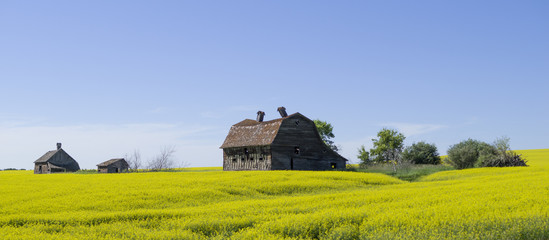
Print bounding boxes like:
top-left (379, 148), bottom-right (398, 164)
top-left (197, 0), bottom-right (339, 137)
top-left (220, 107), bottom-right (347, 171)
top-left (97, 158), bottom-right (129, 173)
top-left (34, 143), bottom-right (80, 174)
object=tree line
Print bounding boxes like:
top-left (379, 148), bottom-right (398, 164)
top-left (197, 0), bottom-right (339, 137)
top-left (314, 120), bottom-right (527, 172)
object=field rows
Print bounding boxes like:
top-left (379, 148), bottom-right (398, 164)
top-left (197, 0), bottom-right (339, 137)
top-left (1, 149), bottom-right (548, 239)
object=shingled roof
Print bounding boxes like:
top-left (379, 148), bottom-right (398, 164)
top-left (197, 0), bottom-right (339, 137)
top-left (97, 158), bottom-right (126, 167)
top-left (220, 113), bottom-right (301, 148)
top-left (34, 150), bottom-right (58, 163)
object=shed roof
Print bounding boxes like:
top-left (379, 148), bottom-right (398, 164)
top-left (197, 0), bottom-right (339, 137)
top-left (97, 158), bottom-right (127, 167)
top-left (34, 150), bottom-right (59, 163)
top-left (220, 113), bottom-right (302, 148)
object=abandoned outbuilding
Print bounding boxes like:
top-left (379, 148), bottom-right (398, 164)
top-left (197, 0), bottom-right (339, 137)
top-left (220, 107), bottom-right (347, 171)
top-left (34, 143), bottom-right (80, 174)
top-left (97, 158), bottom-right (129, 173)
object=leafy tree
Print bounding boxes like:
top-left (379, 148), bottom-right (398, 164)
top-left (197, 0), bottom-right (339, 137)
top-left (402, 141), bottom-right (441, 165)
top-left (369, 128), bottom-right (406, 172)
top-left (446, 139), bottom-right (497, 169)
top-left (314, 119), bottom-right (339, 152)
top-left (357, 145), bottom-right (371, 168)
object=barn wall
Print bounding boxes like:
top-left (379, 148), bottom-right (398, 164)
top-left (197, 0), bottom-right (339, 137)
top-left (47, 150), bottom-right (80, 172)
top-left (223, 146), bottom-right (272, 171)
top-left (271, 114), bottom-right (346, 170)
top-left (34, 163), bottom-right (49, 174)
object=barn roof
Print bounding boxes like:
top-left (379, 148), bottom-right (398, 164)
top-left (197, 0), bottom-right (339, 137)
top-left (220, 113), bottom-right (302, 148)
top-left (97, 158), bottom-right (127, 167)
top-left (34, 150), bottom-right (59, 163)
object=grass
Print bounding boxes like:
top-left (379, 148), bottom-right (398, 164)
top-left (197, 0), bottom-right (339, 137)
top-left (351, 163), bottom-right (455, 181)
top-left (0, 149), bottom-right (547, 239)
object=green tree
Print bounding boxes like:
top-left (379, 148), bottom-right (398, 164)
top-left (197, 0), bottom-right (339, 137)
top-left (314, 119), bottom-right (339, 152)
top-left (357, 145), bottom-right (371, 168)
top-left (369, 128), bottom-right (406, 172)
top-left (446, 139), bottom-right (497, 169)
top-left (402, 141), bottom-right (441, 165)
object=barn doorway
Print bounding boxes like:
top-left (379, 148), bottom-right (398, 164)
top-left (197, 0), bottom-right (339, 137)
top-left (290, 158), bottom-right (294, 170)
top-left (331, 163), bottom-right (337, 169)
top-left (38, 165), bottom-right (42, 173)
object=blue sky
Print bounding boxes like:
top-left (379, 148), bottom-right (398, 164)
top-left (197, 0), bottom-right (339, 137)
top-left (1, 1), bottom-right (548, 169)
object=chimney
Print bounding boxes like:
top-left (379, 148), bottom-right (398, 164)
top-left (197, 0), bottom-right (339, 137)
top-left (256, 111), bottom-right (265, 122)
top-left (56, 143), bottom-right (62, 150)
top-left (277, 106), bottom-right (288, 117)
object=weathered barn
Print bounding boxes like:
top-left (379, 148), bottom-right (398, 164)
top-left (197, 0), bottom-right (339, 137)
top-left (34, 143), bottom-right (80, 174)
top-left (220, 107), bottom-right (347, 171)
top-left (97, 158), bottom-right (129, 173)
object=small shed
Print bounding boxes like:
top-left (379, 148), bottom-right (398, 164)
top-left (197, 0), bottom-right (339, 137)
top-left (220, 107), bottom-right (347, 171)
top-left (97, 158), bottom-right (129, 173)
top-left (34, 143), bottom-right (80, 174)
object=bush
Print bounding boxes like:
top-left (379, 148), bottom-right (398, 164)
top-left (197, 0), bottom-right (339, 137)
top-left (480, 151), bottom-right (528, 167)
top-left (479, 137), bottom-right (528, 167)
top-left (446, 139), bottom-right (498, 169)
top-left (402, 142), bottom-right (441, 164)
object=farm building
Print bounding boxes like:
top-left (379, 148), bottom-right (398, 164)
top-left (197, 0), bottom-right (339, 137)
top-left (34, 143), bottom-right (80, 174)
top-left (97, 158), bottom-right (129, 173)
top-left (220, 107), bottom-right (347, 171)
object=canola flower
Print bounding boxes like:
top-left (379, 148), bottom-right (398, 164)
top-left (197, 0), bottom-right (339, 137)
top-left (0, 149), bottom-right (548, 239)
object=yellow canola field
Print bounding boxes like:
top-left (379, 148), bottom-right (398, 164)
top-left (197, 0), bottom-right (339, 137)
top-left (1, 149), bottom-right (548, 239)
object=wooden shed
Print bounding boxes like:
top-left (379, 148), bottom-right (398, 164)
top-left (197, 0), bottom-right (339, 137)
top-left (97, 158), bottom-right (129, 173)
top-left (34, 143), bottom-right (80, 174)
top-left (220, 107), bottom-right (347, 171)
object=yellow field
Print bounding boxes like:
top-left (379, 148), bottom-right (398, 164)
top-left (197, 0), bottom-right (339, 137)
top-left (1, 149), bottom-right (548, 239)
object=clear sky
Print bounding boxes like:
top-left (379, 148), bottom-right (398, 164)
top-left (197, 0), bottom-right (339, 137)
top-left (1, 1), bottom-right (548, 169)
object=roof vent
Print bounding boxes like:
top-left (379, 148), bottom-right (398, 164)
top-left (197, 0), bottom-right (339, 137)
top-left (56, 143), bottom-right (62, 150)
top-left (277, 106), bottom-right (288, 117)
top-left (256, 111), bottom-right (265, 122)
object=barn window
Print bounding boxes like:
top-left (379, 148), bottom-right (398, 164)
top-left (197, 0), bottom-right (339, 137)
top-left (241, 157), bottom-right (245, 161)
top-left (331, 163), bottom-right (337, 169)
top-left (250, 157), bottom-right (254, 161)
top-left (244, 148), bottom-right (249, 155)
top-left (295, 120), bottom-right (300, 126)
top-left (294, 147), bottom-right (300, 155)
top-left (232, 158), bottom-right (236, 162)
top-left (259, 157), bottom-right (264, 161)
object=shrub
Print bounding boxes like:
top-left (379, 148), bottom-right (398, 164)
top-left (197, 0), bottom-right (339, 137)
top-left (446, 139), bottom-right (498, 169)
top-left (479, 137), bottom-right (528, 167)
top-left (480, 151), bottom-right (528, 167)
top-left (402, 142), bottom-right (441, 164)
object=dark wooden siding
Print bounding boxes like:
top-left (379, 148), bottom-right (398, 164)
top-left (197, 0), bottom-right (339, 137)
top-left (223, 146), bottom-right (272, 171)
top-left (98, 161), bottom-right (128, 173)
top-left (271, 114), bottom-right (346, 170)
